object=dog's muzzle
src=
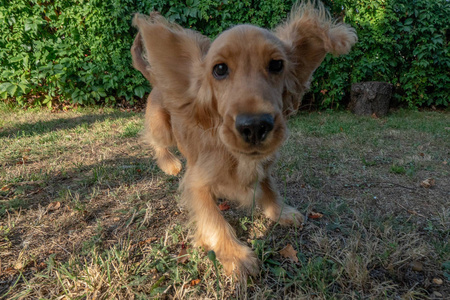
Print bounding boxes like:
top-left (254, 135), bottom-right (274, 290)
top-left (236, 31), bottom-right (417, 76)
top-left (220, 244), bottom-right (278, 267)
top-left (235, 113), bottom-right (274, 145)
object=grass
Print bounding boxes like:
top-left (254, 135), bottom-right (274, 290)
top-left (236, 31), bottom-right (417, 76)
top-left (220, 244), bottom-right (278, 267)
top-left (0, 104), bottom-right (449, 299)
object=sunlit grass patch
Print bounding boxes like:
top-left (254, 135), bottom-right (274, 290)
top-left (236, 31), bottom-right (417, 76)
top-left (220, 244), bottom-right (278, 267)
top-left (0, 107), bottom-right (449, 299)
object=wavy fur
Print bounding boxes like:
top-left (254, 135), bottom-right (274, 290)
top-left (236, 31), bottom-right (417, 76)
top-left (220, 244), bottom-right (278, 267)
top-left (131, 1), bottom-right (356, 276)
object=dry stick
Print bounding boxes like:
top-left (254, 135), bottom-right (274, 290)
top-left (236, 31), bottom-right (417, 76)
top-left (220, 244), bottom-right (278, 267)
top-left (375, 181), bottom-right (416, 191)
top-left (53, 242), bottom-right (71, 255)
top-left (396, 202), bottom-right (427, 219)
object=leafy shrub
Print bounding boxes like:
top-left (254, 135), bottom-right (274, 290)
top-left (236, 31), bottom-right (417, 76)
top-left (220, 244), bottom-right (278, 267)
top-left (312, 0), bottom-right (450, 108)
top-left (0, 0), bottom-right (294, 107)
top-left (0, 0), bottom-right (448, 108)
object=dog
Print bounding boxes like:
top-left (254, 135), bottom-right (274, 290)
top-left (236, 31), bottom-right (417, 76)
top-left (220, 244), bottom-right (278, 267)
top-left (131, 0), bottom-right (356, 276)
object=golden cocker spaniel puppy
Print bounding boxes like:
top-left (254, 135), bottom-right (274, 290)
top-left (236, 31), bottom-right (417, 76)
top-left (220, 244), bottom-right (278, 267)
top-left (131, 0), bottom-right (357, 276)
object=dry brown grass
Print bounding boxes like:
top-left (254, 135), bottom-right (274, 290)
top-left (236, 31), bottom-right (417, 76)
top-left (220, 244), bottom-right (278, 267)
top-left (0, 105), bottom-right (449, 299)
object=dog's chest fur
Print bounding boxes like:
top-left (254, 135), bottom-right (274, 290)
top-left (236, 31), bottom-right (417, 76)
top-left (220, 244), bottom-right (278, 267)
top-left (212, 153), bottom-right (276, 206)
top-left (235, 157), bottom-right (266, 186)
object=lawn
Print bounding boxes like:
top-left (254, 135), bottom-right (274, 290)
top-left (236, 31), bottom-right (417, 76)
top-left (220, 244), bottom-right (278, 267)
top-left (0, 104), bottom-right (449, 299)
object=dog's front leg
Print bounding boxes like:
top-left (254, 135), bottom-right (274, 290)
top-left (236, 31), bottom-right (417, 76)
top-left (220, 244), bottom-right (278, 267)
top-left (183, 184), bottom-right (259, 276)
top-left (259, 176), bottom-right (304, 227)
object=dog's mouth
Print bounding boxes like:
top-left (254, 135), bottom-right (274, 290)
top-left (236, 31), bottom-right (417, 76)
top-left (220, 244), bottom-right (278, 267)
top-left (237, 150), bottom-right (264, 157)
top-left (230, 141), bottom-right (282, 160)
top-left (219, 112), bottom-right (286, 159)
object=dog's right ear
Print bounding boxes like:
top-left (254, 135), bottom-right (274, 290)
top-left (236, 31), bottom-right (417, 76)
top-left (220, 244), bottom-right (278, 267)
top-left (132, 13), bottom-right (211, 104)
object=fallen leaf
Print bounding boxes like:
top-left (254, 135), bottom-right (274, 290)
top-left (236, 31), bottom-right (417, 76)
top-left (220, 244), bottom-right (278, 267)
top-left (1, 185), bottom-right (9, 191)
top-left (37, 262), bottom-right (46, 271)
top-left (279, 244), bottom-right (298, 263)
top-left (138, 237), bottom-right (157, 246)
top-left (177, 247), bottom-right (189, 264)
top-left (14, 261), bottom-right (24, 270)
top-left (407, 210), bottom-right (418, 215)
top-left (2, 267), bottom-right (18, 275)
top-left (190, 279), bottom-right (200, 286)
top-left (443, 161), bottom-right (447, 165)
top-left (410, 261), bottom-right (423, 272)
top-left (218, 202), bottom-right (230, 211)
top-left (308, 212), bottom-right (324, 219)
top-left (420, 178), bottom-right (435, 188)
top-left (371, 113), bottom-right (379, 119)
top-left (419, 152), bottom-right (424, 157)
top-left (432, 278), bottom-right (443, 285)
top-left (47, 201), bottom-right (61, 211)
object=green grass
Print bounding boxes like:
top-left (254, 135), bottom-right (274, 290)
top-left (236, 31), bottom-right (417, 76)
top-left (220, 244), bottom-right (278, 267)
top-left (0, 106), bottom-right (449, 299)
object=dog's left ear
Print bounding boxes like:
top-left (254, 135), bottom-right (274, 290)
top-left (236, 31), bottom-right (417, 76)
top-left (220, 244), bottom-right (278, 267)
top-left (276, 1), bottom-right (357, 115)
top-left (132, 13), bottom-right (211, 109)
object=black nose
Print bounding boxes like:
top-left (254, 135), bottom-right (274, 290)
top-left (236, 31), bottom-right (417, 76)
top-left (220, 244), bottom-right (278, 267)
top-left (235, 113), bottom-right (274, 145)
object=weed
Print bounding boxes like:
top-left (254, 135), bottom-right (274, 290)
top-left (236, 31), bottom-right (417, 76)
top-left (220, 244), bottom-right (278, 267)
top-left (390, 164), bottom-right (406, 175)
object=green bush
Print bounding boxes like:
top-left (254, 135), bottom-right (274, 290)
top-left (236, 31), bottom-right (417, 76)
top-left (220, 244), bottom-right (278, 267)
top-left (0, 0), bottom-right (293, 107)
top-left (312, 0), bottom-right (450, 108)
top-left (0, 0), bottom-right (151, 107)
top-left (0, 0), bottom-right (448, 108)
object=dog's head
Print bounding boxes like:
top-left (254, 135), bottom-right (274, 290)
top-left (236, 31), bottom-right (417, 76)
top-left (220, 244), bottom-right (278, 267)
top-left (132, 1), bottom-right (357, 159)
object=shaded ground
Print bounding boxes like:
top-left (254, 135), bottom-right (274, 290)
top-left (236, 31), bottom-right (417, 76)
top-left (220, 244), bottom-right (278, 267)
top-left (0, 106), bottom-right (449, 299)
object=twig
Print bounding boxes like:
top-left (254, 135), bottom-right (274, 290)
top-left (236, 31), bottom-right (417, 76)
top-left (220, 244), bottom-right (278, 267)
top-left (376, 182), bottom-right (416, 191)
top-left (53, 242), bottom-right (71, 255)
top-left (396, 202), bottom-right (427, 218)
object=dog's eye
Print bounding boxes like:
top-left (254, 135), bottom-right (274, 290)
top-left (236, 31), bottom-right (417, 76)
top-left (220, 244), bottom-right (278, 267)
top-left (268, 59), bottom-right (283, 73)
top-left (212, 63), bottom-right (229, 79)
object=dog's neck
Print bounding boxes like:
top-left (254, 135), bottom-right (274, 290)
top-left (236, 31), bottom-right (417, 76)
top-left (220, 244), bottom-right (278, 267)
top-left (233, 152), bottom-right (277, 187)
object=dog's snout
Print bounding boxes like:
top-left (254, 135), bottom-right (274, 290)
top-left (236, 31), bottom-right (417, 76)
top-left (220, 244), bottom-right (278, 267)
top-left (235, 113), bottom-right (274, 145)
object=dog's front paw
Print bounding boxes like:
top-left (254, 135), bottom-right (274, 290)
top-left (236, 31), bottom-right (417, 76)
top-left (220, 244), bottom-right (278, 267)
top-left (218, 244), bottom-right (259, 277)
top-left (265, 204), bottom-right (304, 228)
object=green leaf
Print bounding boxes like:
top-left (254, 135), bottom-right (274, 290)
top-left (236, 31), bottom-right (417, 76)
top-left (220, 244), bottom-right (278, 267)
top-left (9, 56), bottom-right (23, 63)
top-left (270, 266), bottom-right (287, 277)
top-left (404, 18), bottom-right (413, 26)
top-left (18, 84), bottom-right (28, 94)
top-left (134, 86), bottom-right (146, 98)
top-left (1, 82), bottom-right (17, 96)
top-left (264, 259), bottom-right (281, 266)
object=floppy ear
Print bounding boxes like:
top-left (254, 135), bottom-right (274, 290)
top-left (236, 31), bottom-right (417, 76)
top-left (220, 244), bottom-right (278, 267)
top-left (132, 13), bottom-right (211, 112)
top-left (275, 1), bottom-right (357, 115)
top-left (131, 32), bottom-right (153, 83)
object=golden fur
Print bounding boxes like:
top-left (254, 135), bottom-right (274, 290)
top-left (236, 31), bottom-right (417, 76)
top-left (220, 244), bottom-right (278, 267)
top-left (131, 1), bottom-right (357, 276)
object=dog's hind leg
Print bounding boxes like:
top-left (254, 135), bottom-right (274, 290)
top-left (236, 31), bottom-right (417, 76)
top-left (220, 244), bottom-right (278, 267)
top-left (142, 90), bottom-right (182, 176)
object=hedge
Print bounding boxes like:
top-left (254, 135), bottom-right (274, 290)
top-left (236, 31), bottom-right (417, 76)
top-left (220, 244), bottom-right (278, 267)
top-left (313, 0), bottom-right (450, 108)
top-left (0, 0), bottom-right (448, 109)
